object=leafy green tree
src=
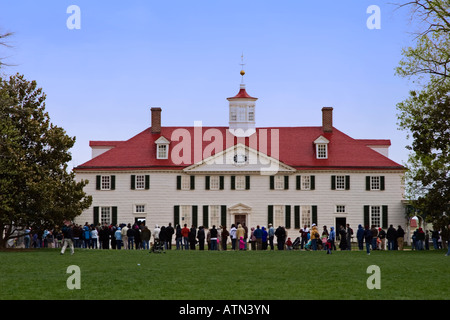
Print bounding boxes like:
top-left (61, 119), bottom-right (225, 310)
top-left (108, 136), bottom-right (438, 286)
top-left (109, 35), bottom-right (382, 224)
top-left (396, 0), bottom-right (450, 226)
top-left (0, 74), bottom-right (92, 248)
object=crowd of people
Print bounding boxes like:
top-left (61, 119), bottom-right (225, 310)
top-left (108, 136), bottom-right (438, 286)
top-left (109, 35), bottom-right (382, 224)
top-left (11, 221), bottom-right (450, 257)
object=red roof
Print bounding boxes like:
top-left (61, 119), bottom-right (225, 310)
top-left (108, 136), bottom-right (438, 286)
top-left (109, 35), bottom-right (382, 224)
top-left (75, 126), bottom-right (404, 172)
top-left (227, 87), bottom-right (258, 100)
top-left (89, 141), bottom-right (123, 147)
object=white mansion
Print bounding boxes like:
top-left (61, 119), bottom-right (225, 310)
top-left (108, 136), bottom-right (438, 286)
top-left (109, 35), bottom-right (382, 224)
top-left (74, 72), bottom-right (406, 234)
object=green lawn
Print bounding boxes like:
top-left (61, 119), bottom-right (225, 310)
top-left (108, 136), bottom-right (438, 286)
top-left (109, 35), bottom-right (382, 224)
top-left (0, 248), bottom-right (448, 300)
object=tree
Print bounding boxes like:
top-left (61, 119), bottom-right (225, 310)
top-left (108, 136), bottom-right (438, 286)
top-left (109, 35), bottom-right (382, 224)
top-left (0, 31), bottom-right (14, 68)
top-left (396, 0), bottom-right (450, 226)
top-left (0, 73), bottom-right (92, 248)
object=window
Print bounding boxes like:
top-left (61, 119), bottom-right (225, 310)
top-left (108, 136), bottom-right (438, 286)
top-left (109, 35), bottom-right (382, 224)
top-left (181, 176), bottom-right (191, 190)
top-left (230, 110), bottom-right (237, 121)
top-left (177, 175), bottom-right (195, 190)
top-left (274, 176), bottom-right (284, 190)
top-left (274, 205), bottom-right (284, 227)
top-left (336, 176), bottom-right (346, 190)
top-left (238, 106), bottom-right (246, 121)
top-left (331, 175), bottom-right (350, 190)
top-left (314, 136), bottom-right (330, 160)
top-left (135, 175), bottom-right (145, 190)
top-left (248, 107), bottom-right (255, 121)
top-left (155, 136), bottom-right (170, 160)
top-left (180, 205), bottom-right (192, 226)
top-left (231, 176), bottom-right (250, 190)
top-left (209, 176), bottom-right (220, 190)
top-left (371, 206), bottom-right (381, 228)
top-left (233, 154), bottom-right (248, 165)
top-left (209, 205), bottom-right (220, 227)
top-left (134, 204), bottom-right (146, 214)
top-left (317, 144), bottom-right (327, 159)
top-left (371, 176), bottom-right (380, 190)
top-left (336, 205), bottom-right (346, 213)
top-left (158, 144), bottom-right (168, 159)
top-left (301, 176), bottom-right (311, 190)
top-left (301, 206), bottom-right (311, 228)
top-left (235, 176), bottom-right (246, 190)
top-left (296, 175), bottom-right (315, 190)
top-left (366, 176), bottom-right (385, 191)
top-left (101, 207), bottom-right (111, 225)
top-left (101, 176), bottom-right (110, 190)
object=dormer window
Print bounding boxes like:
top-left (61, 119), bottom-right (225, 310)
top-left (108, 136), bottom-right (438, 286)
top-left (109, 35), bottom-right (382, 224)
top-left (158, 145), bottom-right (168, 159)
top-left (314, 136), bottom-right (329, 159)
top-left (316, 144), bottom-right (328, 159)
top-left (155, 136), bottom-right (170, 160)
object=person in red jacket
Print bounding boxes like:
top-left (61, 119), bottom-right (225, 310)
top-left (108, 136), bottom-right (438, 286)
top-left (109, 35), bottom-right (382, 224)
top-left (181, 224), bottom-right (190, 250)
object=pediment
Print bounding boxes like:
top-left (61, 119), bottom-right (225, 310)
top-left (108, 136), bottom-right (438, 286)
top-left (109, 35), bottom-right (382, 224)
top-left (155, 136), bottom-right (170, 144)
top-left (314, 136), bottom-right (329, 144)
top-left (184, 143), bottom-right (295, 175)
top-left (228, 203), bottom-right (252, 211)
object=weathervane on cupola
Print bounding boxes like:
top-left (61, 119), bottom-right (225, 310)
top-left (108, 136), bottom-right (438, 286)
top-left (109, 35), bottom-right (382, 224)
top-left (227, 54), bottom-right (258, 137)
top-left (240, 53), bottom-right (246, 84)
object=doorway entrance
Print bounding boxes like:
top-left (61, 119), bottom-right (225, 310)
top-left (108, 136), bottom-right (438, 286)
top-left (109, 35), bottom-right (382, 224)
top-left (335, 217), bottom-right (346, 241)
top-left (135, 217), bottom-right (146, 226)
top-left (235, 214), bottom-right (247, 226)
top-left (228, 203), bottom-right (252, 228)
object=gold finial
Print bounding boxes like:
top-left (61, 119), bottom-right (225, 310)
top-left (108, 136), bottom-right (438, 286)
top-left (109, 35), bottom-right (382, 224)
top-left (240, 53), bottom-right (246, 81)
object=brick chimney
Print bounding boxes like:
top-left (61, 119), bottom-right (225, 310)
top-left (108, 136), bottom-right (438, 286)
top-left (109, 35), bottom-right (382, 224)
top-left (151, 107), bottom-right (162, 134)
top-left (322, 107), bottom-right (333, 133)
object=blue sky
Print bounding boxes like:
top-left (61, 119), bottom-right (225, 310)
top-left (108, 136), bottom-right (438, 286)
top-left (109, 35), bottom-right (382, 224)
top-left (0, 0), bottom-right (418, 168)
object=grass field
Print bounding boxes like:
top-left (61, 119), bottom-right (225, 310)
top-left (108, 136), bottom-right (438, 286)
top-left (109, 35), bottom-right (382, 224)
top-left (0, 248), bottom-right (448, 300)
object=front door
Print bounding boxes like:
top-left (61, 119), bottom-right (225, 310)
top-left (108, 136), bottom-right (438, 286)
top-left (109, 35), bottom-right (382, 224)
top-left (235, 214), bottom-right (247, 226)
top-left (335, 217), bottom-right (346, 241)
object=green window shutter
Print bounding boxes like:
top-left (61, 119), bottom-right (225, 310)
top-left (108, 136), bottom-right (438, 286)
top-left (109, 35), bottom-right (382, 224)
top-left (176, 176), bottom-right (182, 190)
top-left (296, 175), bottom-right (301, 190)
top-left (174, 206), bottom-right (180, 226)
top-left (294, 205), bottom-right (300, 229)
top-left (268, 205), bottom-right (274, 226)
top-left (245, 176), bottom-right (250, 190)
top-left (285, 205), bottom-right (291, 228)
top-left (203, 206), bottom-right (209, 228)
top-left (205, 176), bottom-right (210, 190)
top-left (190, 176), bottom-right (195, 190)
top-left (380, 176), bottom-right (385, 191)
top-left (382, 205), bottom-right (388, 229)
top-left (93, 207), bottom-right (99, 226)
top-left (364, 205), bottom-right (370, 227)
top-left (312, 205), bottom-right (317, 225)
top-left (284, 176), bottom-right (289, 190)
top-left (192, 205), bottom-right (198, 227)
top-left (310, 176), bottom-right (315, 190)
top-left (131, 175), bottom-right (136, 190)
top-left (345, 175), bottom-right (350, 190)
top-left (231, 176), bottom-right (236, 190)
top-left (270, 176), bottom-right (275, 190)
top-left (96, 175), bottom-right (101, 190)
top-left (331, 175), bottom-right (336, 190)
top-left (221, 205), bottom-right (227, 226)
top-left (110, 175), bottom-right (116, 190)
top-left (219, 176), bottom-right (224, 190)
top-left (112, 206), bottom-right (118, 225)
top-left (366, 176), bottom-right (371, 191)
top-left (145, 175), bottom-right (150, 190)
